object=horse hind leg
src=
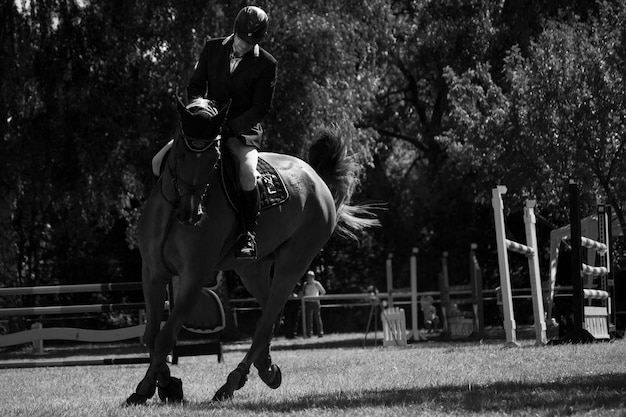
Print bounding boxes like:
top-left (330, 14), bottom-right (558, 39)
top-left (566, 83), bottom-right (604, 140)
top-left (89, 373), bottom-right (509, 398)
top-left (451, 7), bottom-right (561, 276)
top-left (244, 257), bottom-right (313, 389)
top-left (213, 339), bottom-right (281, 402)
top-left (245, 252), bottom-right (318, 390)
top-left (214, 240), bottom-right (322, 401)
top-left (250, 226), bottom-right (333, 389)
top-left (213, 260), bottom-right (275, 401)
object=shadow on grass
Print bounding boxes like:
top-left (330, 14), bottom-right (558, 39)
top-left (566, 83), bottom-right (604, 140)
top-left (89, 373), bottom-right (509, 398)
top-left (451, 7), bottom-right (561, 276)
top-left (192, 373), bottom-right (626, 414)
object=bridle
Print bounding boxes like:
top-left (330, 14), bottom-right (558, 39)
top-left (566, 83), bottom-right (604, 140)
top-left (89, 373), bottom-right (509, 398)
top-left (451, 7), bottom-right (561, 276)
top-left (164, 128), bottom-right (222, 210)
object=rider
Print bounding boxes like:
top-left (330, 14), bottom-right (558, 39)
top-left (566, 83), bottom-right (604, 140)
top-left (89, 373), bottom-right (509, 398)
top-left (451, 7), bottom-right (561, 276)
top-left (187, 6), bottom-right (277, 260)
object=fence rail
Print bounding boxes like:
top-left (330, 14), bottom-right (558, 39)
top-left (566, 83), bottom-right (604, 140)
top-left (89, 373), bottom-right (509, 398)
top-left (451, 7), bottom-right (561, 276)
top-left (1, 283), bottom-right (579, 344)
top-left (0, 282), bottom-right (146, 350)
top-left (0, 282), bottom-right (142, 296)
top-left (230, 286), bottom-right (576, 337)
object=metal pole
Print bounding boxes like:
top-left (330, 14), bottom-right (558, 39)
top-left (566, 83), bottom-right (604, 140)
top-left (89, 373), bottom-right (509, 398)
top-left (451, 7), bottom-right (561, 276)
top-left (569, 180), bottom-right (585, 333)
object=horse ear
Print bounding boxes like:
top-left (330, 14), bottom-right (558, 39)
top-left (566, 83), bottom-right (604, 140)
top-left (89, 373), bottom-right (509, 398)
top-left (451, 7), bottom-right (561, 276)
top-left (176, 96), bottom-right (192, 117)
top-left (216, 100), bottom-right (232, 125)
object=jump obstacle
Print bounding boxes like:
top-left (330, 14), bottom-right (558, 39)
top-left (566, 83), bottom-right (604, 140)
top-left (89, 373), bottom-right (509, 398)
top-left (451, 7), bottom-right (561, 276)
top-left (383, 246), bottom-right (485, 343)
top-left (492, 185), bottom-right (547, 346)
top-left (381, 307), bottom-right (407, 346)
top-left (382, 251), bottom-right (420, 345)
top-left (437, 246), bottom-right (484, 340)
top-left (0, 280), bottom-right (224, 368)
top-left (554, 180), bottom-right (613, 342)
top-left (492, 182), bottom-right (615, 345)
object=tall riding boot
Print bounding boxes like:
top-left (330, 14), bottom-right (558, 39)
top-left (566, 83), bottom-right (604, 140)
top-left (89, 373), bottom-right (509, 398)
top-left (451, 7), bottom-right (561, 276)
top-left (236, 187), bottom-right (260, 259)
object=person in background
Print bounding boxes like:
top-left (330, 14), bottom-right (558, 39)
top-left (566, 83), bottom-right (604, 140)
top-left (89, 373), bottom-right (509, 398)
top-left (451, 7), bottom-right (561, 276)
top-left (421, 295), bottom-right (439, 333)
top-left (424, 304), bottom-right (440, 333)
top-left (280, 281), bottom-right (302, 339)
top-left (302, 270), bottom-right (326, 337)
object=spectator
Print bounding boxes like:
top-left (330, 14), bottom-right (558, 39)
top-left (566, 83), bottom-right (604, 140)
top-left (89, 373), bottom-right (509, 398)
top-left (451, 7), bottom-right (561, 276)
top-left (424, 304), bottom-right (440, 333)
top-left (302, 270), bottom-right (326, 337)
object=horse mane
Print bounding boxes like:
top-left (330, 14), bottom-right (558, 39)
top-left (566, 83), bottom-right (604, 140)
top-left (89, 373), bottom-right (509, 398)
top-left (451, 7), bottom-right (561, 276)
top-left (307, 129), bottom-right (379, 239)
top-left (187, 98), bottom-right (218, 116)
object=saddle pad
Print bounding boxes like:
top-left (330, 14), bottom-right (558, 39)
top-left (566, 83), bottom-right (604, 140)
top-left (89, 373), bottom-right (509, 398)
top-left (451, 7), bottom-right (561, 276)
top-left (220, 156), bottom-right (289, 212)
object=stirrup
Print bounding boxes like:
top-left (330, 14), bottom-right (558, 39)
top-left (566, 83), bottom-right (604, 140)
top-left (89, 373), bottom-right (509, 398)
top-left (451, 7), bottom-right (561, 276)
top-left (236, 232), bottom-right (257, 260)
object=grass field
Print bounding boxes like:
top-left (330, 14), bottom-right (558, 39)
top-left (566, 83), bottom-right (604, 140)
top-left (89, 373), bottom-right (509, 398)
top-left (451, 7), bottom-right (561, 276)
top-left (1, 333), bottom-right (625, 416)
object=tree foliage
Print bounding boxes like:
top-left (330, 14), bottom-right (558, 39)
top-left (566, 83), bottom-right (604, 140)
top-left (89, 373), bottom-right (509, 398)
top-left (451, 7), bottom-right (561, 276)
top-left (1, 0), bottom-right (625, 298)
top-left (445, 2), bottom-right (626, 234)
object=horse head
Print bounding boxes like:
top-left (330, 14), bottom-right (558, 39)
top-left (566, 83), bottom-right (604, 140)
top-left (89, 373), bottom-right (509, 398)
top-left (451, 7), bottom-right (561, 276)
top-left (170, 96), bottom-right (230, 226)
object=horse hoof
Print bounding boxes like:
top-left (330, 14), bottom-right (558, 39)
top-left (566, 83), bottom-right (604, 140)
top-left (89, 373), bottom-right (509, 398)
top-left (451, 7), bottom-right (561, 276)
top-left (126, 377), bottom-right (156, 406)
top-left (157, 377), bottom-right (183, 403)
top-left (212, 383), bottom-right (233, 402)
top-left (125, 392), bottom-right (148, 406)
top-left (260, 364), bottom-right (282, 389)
top-left (212, 368), bottom-right (248, 401)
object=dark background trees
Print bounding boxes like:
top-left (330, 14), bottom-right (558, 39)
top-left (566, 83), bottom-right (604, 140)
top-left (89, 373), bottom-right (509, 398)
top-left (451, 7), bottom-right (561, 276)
top-left (2, 0), bottom-right (625, 309)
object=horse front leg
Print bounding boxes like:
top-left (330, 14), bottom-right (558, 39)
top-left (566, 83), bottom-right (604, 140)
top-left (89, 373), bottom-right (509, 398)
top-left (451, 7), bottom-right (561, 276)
top-left (138, 272), bottom-right (206, 405)
top-left (126, 269), bottom-right (169, 406)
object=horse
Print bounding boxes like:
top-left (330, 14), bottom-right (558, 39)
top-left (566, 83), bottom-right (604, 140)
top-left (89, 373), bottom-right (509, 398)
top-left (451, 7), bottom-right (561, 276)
top-left (125, 97), bottom-right (376, 405)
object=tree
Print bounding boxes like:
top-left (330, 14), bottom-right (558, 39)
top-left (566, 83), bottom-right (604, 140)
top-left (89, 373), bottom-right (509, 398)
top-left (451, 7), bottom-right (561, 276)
top-left (445, 3), bottom-right (626, 236)
top-left (351, 0), bottom-right (506, 286)
top-left (0, 1), bottom-right (227, 286)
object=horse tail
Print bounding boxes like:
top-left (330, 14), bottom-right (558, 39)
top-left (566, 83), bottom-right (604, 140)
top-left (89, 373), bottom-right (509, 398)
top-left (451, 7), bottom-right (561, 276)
top-left (307, 129), bottom-right (379, 239)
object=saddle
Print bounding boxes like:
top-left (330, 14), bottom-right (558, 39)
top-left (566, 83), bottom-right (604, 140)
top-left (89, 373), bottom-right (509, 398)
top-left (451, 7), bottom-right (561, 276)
top-left (219, 151), bottom-right (289, 213)
top-left (153, 141), bottom-right (289, 211)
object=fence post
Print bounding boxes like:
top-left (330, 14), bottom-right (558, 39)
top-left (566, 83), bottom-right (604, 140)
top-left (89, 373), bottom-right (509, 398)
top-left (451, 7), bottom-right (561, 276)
top-left (438, 252), bottom-right (451, 335)
top-left (31, 322), bottom-right (43, 353)
top-left (469, 243), bottom-right (485, 338)
top-left (301, 296), bottom-right (307, 338)
top-left (386, 253), bottom-right (394, 308)
top-left (409, 247), bottom-right (427, 342)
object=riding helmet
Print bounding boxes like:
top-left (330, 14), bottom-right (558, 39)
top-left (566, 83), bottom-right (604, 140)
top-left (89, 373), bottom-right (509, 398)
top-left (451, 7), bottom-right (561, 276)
top-left (234, 6), bottom-right (268, 44)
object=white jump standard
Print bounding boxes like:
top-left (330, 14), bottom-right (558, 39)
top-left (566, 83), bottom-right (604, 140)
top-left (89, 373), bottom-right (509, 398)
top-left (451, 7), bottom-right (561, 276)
top-left (492, 186), bottom-right (547, 346)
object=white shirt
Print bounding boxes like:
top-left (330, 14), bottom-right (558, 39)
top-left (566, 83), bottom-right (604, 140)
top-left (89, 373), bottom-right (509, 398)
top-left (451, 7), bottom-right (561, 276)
top-left (303, 280), bottom-right (325, 297)
top-left (222, 34), bottom-right (260, 74)
top-left (229, 52), bottom-right (242, 73)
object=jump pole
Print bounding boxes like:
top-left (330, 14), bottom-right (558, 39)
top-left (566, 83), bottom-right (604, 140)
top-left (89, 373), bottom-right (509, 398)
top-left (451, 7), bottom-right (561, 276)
top-left (409, 247), bottom-right (427, 342)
